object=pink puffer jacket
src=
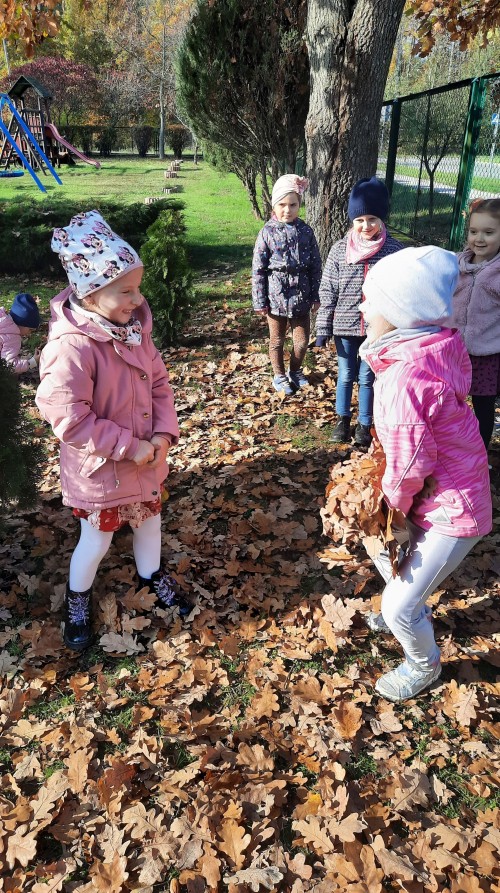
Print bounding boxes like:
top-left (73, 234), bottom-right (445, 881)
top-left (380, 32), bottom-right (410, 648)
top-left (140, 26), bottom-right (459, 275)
top-left (0, 308), bottom-right (31, 373)
top-left (363, 328), bottom-right (492, 537)
top-left (36, 287), bottom-right (179, 511)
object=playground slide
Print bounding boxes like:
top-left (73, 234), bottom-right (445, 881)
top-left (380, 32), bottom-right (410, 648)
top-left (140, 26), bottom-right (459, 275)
top-left (44, 123), bottom-right (101, 168)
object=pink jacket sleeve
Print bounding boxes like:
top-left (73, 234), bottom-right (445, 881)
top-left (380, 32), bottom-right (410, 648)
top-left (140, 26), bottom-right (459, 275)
top-left (36, 339), bottom-right (139, 461)
top-left (150, 341), bottom-right (180, 445)
top-left (0, 329), bottom-right (30, 374)
top-left (380, 422), bottom-right (437, 515)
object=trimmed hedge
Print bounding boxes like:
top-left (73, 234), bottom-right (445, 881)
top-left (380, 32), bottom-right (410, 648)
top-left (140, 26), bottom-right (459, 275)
top-left (0, 197), bottom-right (184, 275)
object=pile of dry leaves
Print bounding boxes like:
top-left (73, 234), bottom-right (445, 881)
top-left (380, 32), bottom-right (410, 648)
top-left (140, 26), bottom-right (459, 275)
top-left (0, 284), bottom-right (499, 893)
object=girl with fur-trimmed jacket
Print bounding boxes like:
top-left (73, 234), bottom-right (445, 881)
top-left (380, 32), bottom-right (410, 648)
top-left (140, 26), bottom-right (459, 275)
top-left (36, 211), bottom-right (188, 652)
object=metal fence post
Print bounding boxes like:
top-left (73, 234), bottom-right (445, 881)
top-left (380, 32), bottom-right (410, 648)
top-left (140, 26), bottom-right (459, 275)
top-left (385, 98), bottom-right (400, 198)
top-left (448, 77), bottom-right (487, 251)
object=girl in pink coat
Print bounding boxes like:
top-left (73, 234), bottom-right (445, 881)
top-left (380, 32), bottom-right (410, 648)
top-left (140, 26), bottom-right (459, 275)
top-left (36, 210), bottom-right (188, 651)
top-left (451, 197), bottom-right (500, 449)
top-left (358, 246), bottom-right (492, 703)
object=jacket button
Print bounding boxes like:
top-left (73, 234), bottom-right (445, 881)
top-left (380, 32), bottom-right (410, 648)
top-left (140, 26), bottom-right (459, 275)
top-left (140, 373), bottom-right (147, 380)
top-left (143, 412), bottom-right (150, 418)
top-left (152, 490), bottom-right (158, 496)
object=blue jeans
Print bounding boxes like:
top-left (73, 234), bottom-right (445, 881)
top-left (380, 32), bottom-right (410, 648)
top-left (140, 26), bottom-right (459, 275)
top-left (334, 335), bottom-right (374, 425)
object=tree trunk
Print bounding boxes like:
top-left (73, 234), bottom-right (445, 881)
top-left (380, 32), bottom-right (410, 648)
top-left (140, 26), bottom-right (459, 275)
top-left (305, 0), bottom-right (405, 260)
top-left (260, 158), bottom-right (272, 219)
top-left (242, 167), bottom-right (264, 219)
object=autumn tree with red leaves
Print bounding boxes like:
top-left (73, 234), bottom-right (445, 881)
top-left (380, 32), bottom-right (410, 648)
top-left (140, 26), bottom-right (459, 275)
top-left (2, 56), bottom-right (100, 125)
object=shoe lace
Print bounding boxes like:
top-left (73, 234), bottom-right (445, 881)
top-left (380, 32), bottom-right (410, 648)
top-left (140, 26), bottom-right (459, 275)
top-left (67, 594), bottom-right (90, 625)
top-left (155, 573), bottom-right (177, 607)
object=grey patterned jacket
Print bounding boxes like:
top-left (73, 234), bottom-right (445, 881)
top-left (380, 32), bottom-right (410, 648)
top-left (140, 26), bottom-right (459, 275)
top-left (316, 233), bottom-right (404, 338)
top-left (252, 218), bottom-right (322, 318)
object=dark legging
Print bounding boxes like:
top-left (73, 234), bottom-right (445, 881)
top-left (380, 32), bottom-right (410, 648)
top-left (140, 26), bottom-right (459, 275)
top-left (267, 313), bottom-right (310, 376)
top-left (472, 395), bottom-right (496, 449)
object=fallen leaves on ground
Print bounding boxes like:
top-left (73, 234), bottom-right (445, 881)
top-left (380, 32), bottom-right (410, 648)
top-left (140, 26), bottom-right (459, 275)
top-left (0, 281), bottom-right (499, 891)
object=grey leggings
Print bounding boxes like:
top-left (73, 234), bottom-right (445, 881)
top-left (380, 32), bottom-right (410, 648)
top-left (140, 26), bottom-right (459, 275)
top-left (267, 313), bottom-right (310, 375)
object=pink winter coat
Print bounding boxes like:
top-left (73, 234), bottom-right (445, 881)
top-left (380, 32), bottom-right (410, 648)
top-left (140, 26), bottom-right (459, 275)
top-left (451, 250), bottom-right (500, 356)
top-left (364, 328), bottom-right (492, 537)
top-left (0, 307), bottom-right (31, 373)
top-left (36, 287), bottom-right (179, 511)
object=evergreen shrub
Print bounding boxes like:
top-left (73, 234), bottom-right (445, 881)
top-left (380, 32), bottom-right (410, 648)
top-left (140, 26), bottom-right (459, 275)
top-left (0, 361), bottom-right (44, 512)
top-left (134, 125), bottom-right (155, 157)
top-left (140, 209), bottom-right (194, 346)
top-left (0, 198), bottom-right (183, 275)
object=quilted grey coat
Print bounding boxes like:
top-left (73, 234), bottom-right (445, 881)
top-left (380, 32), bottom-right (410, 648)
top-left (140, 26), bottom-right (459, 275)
top-left (252, 218), bottom-right (322, 318)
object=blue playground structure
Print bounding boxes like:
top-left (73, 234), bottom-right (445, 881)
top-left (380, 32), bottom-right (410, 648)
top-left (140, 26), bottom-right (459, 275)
top-left (0, 92), bottom-right (62, 192)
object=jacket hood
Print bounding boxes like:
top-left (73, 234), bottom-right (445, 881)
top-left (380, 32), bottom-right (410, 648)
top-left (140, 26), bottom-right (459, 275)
top-left (47, 286), bottom-right (153, 342)
top-left (458, 247), bottom-right (500, 273)
top-left (0, 307), bottom-right (19, 335)
top-left (364, 328), bottom-right (471, 400)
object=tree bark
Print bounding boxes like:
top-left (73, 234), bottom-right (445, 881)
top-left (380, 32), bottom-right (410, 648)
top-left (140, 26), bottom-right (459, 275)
top-left (305, 0), bottom-right (405, 260)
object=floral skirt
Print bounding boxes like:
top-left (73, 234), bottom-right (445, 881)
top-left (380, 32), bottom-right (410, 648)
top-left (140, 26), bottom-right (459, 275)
top-left (73, 492), bottom-right (163, 532)
top-left (470, 353), bottom-right (500, 397)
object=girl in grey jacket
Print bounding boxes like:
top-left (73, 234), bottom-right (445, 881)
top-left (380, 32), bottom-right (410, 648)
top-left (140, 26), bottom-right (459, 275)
top-left (252, 175), bottom-right (322, 396)
top-left (316, 177), bottom-right (403, 445)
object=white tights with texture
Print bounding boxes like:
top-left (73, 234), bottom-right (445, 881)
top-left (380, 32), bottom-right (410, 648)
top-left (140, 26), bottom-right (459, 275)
top-left (69, 514), bottom-right (162, 592)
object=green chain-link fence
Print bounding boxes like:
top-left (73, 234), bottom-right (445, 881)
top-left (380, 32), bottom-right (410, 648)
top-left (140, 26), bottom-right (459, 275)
top-left (378, 73), bottom-right (500, 249)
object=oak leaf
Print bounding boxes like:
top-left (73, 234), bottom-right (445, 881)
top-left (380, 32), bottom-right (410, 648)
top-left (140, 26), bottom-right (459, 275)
top-left (90, 852), bottom-right (128, 892)
top-left (292, 816), bottom-right (335, 854)
top-left (328, 811), bottom-right (367, 842)
top-left (333, 700), bottom-right (363, 739)
top-left (321, 594), bottom-right (356, 631)
top-left (99, 631), bottom-right (144, 654)
top-left (6, 824), bottom-right (37, 868)
top-left (200, 844), bottom-right (222, 888)
top-left (66, 749), bottom-right (90, 794)
top-left (224, 865), bottom-right (284, 891)
top-left (120, 587), bottom-right (157, 612)
top-left (217, 818), bottom-right (251, 869)
top-left (246, 684), bottom-right (280, 719)
top-left (370, 707), bottom-right (403, 735)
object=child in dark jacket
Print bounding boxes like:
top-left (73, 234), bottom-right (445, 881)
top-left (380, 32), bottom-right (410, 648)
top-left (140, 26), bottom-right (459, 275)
top-left (316, 177), bottom-right (403, 446)
top-left (252, 174), bottom-right (322, 396)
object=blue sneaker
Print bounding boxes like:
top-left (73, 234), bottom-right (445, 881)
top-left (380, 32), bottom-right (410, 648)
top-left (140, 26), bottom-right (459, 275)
top-left (273, 374), bottom-right (294, 395)
top-left (288, 369), bottom-right (309, 389)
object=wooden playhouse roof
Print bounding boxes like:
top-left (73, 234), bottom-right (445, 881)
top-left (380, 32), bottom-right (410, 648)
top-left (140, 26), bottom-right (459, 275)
top-left (8, 75), bottom-right (53, 101)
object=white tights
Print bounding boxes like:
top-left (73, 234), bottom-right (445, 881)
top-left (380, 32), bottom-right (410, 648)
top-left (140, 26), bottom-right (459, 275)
top-left (69, 513), bottom-right (162, 592)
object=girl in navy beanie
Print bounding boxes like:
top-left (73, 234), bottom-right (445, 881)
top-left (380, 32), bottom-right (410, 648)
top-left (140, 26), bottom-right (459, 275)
top-left (0, 292), bottom-right (41, 374)
top-left (315, 177), bottom-right (403, 446)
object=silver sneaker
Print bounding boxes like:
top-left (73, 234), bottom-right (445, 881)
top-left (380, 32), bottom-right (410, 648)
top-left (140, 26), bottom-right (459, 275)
top-left (366, 611), bottom-right (391, 634)
top-left (375, 661), bottom-right (442, 703)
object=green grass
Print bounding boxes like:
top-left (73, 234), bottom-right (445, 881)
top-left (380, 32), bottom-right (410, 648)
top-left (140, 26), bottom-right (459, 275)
top-left (394, 161), bottom-right (500, 194)
top-left (0, 157), bottom-right (262, 278)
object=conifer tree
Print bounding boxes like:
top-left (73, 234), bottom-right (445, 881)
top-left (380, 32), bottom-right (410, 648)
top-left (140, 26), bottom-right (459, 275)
top-left (0, 362), bottom-right (43, 512)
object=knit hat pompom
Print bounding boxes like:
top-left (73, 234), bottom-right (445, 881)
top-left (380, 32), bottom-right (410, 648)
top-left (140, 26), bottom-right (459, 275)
top-left (348, 177), bottom-right (390, 222)
top-left (363, 245), bottom-right (459, 329)
top-left (271, 174), bottom-right (309, 209)
top-left (51, 210), bottom-right (143, 300)
top-left (10, 292), bottom-right (40, 329)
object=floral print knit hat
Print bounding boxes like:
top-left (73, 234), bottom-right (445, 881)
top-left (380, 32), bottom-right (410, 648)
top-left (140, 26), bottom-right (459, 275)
top-left (51, 210), bottom-right (143, 300)
top-left (271, 175), bottom-right (309, 209)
